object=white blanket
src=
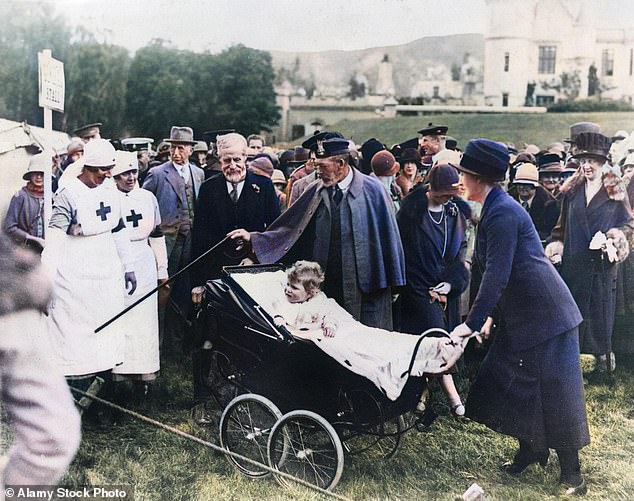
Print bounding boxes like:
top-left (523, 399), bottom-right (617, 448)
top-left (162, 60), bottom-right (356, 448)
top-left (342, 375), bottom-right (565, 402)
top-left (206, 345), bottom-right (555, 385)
top-left (232, 270), bottom-right (465, 400)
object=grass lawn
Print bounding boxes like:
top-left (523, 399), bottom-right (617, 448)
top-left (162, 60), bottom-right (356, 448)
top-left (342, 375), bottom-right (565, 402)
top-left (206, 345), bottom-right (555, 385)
top-left (54, 353), bottom-right (634, 501)
top-left (330, 112), bottom-right (634, 150)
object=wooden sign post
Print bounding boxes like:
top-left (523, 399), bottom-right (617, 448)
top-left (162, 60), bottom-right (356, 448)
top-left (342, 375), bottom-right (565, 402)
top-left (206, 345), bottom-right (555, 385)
top-left (38, 49), bottom-right (65, 234)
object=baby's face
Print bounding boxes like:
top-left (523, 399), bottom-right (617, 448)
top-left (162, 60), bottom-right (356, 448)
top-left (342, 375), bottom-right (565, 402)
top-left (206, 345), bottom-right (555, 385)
top-left (284, 280), bottom-right (311, 303)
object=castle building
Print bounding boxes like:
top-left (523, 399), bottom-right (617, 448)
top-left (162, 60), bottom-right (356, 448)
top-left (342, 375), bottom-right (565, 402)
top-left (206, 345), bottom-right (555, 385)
top-left (484, 0), bottom-right (634, 107)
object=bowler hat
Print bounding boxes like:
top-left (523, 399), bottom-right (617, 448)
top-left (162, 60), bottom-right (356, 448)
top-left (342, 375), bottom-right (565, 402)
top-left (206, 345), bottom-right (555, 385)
top-left (445, 136), bottom-right (458, 150)
top-left (23, 152), bottom-right (49, 180)
top-left (457, 138), bottom-right (509, 181)
top-left (572, 132), bottom-right (611, 161)
top-left (371, 150), bottom-right (399, 177)
top-left (360, 138), bottom-right (386, 169)
top-left (513, 163), bottom-right (540, 187)
top-left (428, 164), bottom-right (460, 194)
top-left (164, 126), bottom-right (196, 145)
top-left (418, 123), bottom-right (448, 136)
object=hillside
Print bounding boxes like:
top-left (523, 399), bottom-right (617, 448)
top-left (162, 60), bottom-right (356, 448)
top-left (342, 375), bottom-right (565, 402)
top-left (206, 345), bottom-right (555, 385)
top-left (270, 33), bottom-right (484, 97)
top-left (329, 112), bottom-right (634, 149)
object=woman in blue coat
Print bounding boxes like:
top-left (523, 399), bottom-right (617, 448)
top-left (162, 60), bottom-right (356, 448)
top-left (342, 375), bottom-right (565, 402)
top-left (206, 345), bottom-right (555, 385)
top-left (451, 139), bottom-right (589, 495)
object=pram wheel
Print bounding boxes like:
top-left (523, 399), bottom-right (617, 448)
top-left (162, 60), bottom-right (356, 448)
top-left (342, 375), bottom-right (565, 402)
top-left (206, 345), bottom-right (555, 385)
top-left (219, 393), bottom-right (282, 478)
top-left (268, 410), bottom-right (344, 491)
top-left (337, 389), bottom-right (404, 460)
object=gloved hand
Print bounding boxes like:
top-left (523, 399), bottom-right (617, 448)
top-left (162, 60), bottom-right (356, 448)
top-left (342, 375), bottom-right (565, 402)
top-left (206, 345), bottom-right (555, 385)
top-left (545, 241), bottom-right (564, 265)
top-left (124, 271), bottom-right (137, 296)
top-left (430, 282), bottom-right (452, 295)
top-left (450, 322), bottom-right (473, 338)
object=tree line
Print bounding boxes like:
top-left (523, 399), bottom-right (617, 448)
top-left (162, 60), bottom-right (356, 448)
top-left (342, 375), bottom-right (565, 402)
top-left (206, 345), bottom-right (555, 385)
top-left (0, 3), bottom-right (280, 141)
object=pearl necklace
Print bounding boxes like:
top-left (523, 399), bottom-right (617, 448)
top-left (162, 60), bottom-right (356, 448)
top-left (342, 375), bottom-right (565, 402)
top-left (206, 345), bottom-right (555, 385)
top-left (427, 205), bottom-right (445, 224)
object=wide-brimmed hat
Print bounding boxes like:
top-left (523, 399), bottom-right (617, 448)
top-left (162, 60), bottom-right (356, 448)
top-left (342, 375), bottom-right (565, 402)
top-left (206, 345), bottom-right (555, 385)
top-left (83, 139), bottom-right (116, 168)
top-left (66, 139), bottom-right (84, 156)
top-left (371, 150), bottom-right (399, 177)
top-left (193, 140), bottom-right (208, 153)
top-left (564, 122), bottom-right (600, 143)
top-left (572, 132), bottom-right (612, 161)
top-left (23, 152), bottom-right (49, 180)
top-left (271, 169), bottom-right (287, 185)
top-left (289, 146), bottom-right (311, 164)
top-left (400, 147), bottom-right (422, 167)
top-left (456, 138), bottom-right (509, 181)
top-left (112, 150), bottom-right (139, 177)
top-left (512, 162), bottom-right (540, 186)
top-left (164, 126), bottom-right (196, 145)
top-left (428, 164), bottom-right (460, 194)
top-left (538, 152), bottom-right (564, 172)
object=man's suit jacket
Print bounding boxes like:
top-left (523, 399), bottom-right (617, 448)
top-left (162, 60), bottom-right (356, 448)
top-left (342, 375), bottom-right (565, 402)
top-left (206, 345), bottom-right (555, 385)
top-left (142, 161), bottom-right (205, 235)
top-left (467, 186), bottom-right (582, 351)
top-left (191, 171), bottom-right (281, 283)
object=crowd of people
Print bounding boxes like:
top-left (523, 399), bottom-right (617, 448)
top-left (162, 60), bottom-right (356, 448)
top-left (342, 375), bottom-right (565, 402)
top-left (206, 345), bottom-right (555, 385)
top-left (4, 117), bottom-right (634, 495)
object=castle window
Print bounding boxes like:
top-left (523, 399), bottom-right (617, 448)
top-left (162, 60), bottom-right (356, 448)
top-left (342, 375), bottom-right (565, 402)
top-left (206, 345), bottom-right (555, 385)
top-left (536, 95), bottom-right (555, 106)
top-left (630, 48), bottom-right (633, 76)
top-left (502, 93), bottom-right (509, 107)
top-left (504, 52), bottom-right (510, 72)
top-left (433, 86), bottom-right (440, 98)
top-left (602, 49), bottom-right (614, 77)
top-left (538, 46), bottom-right (556, 74)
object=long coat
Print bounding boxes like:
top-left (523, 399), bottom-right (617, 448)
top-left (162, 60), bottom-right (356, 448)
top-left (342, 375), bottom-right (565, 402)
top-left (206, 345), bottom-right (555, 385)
top-left (250, 168), bottom-right (406, 328)
top-left (190, 171), bottom-right (280, 284)
top-left (464, 186), bottom-right (588, 450)
top-left (396, 187), bottom-right (469, 332)
top-left (142, 161), bottom-right (204, 236)
top-left (551, 182), bottom-right (633, 354)
top-left (510, 185), bottom-right (560, 241)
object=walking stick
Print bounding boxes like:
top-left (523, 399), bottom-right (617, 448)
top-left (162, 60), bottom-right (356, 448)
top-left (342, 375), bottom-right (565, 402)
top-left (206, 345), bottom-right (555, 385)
top-left (94, 236), bottom-right (236, 333)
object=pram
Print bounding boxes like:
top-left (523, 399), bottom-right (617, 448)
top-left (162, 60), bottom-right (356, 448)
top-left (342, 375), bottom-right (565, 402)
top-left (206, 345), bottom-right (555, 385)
top-left (202, 264), bottom-right (460, 490)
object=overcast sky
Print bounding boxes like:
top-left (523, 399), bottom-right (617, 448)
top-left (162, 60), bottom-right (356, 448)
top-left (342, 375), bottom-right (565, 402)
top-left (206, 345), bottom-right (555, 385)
top-left (27, 0), bottom-right (634, 54)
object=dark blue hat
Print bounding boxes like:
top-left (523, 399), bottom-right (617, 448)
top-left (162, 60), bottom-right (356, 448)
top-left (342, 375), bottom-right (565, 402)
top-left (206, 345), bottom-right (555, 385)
top-left (458, 138), bottom-right (509, 181)
top-left (429, 164), bottom-right (460, 194)
top-left (315, 137), bottom-right (350, 158)
top-left (418, 123), bottom-right (448, 136)
top-left (302, 131), bottom-right (344, 152)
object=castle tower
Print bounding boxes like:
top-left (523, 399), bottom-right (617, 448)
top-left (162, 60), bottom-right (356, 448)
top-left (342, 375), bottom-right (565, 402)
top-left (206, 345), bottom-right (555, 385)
top-left (483, 0), bottom-right (537, 106)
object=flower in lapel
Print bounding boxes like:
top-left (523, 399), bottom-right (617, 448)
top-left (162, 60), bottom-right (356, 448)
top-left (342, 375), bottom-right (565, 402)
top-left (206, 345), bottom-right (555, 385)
top-left (252, 183), bottom-right (260, 194)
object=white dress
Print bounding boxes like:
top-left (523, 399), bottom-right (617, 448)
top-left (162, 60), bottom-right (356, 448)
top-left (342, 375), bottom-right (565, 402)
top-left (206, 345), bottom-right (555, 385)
top-left (43, 178), bottom-right (133, 376)
top-left (112, 188), bottom-right (165, 376)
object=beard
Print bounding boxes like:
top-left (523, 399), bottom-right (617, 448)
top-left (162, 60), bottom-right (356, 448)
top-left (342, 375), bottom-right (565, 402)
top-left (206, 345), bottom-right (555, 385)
top-left (223, 167), bottom-right (246, 184)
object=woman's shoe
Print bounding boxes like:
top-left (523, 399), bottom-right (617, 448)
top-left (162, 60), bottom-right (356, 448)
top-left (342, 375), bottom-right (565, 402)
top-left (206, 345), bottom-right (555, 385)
top-left (450, 403), bottom-right (465, 418)
top-left (503, 449), bottom-right (549, 474)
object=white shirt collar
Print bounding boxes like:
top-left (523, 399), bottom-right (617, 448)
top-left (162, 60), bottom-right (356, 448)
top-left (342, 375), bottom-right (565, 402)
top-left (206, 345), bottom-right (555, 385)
top-left (337, 167), bottom-right (354, 192)
top-left (226, 179), bottom-right (246, 200)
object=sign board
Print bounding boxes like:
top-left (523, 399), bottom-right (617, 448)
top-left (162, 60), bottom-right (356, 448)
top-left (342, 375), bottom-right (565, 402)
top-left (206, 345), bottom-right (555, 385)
top-left (38, 52), bottom-right (65, 112)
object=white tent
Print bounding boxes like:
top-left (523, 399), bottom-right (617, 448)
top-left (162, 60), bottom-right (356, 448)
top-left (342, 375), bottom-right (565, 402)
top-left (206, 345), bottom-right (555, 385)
top-left (0, 118), bottom-right (70, 218)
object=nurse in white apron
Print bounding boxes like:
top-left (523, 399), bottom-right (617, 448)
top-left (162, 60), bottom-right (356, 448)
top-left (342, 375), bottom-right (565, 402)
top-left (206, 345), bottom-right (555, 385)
top-left (42, 139), bottom-right (137, 409)
top-left (110, 151), bottom-right (168, 399)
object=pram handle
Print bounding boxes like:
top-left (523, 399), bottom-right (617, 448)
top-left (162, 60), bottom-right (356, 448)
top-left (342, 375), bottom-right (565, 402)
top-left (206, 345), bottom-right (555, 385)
top-left (94, 236), bottom-right (235, 333)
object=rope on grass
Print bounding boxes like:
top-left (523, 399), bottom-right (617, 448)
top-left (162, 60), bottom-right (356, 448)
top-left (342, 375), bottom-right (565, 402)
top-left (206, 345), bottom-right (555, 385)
top-left (70, 387), bottom-right (355, 501)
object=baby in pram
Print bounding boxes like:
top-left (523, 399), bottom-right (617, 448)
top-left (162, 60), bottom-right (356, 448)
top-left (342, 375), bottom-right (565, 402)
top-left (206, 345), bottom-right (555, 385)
top-left (269, 260), bottom-right (466, 401)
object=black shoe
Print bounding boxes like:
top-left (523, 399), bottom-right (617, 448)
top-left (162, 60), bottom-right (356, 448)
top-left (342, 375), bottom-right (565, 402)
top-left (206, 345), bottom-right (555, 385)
top-left (503, 449), bottom-right (549, 474)
top-left (560, 476), bottom-right (587, 496)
